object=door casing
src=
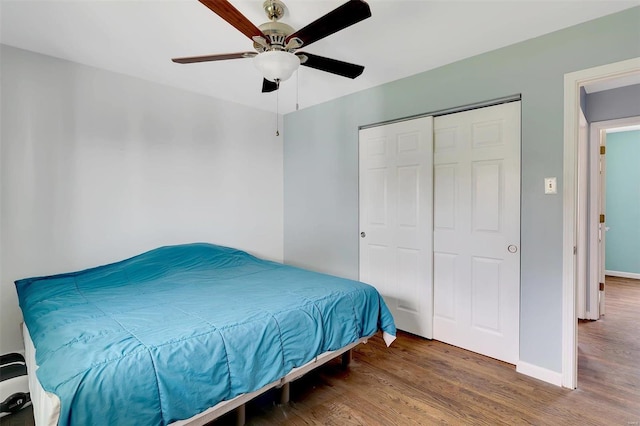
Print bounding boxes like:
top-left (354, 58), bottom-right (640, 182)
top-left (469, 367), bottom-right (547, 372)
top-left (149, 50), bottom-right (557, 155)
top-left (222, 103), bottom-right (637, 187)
top-left (562, 57), bottom-right (640, 389)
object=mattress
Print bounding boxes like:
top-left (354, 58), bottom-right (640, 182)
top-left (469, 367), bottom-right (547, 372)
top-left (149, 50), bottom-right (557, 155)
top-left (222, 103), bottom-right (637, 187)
top-left (16, 243), bottom-right (396, 426)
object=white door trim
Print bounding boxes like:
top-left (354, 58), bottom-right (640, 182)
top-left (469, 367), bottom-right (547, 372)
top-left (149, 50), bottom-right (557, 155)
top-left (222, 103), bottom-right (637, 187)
top-left (562, 56), bottom-right (640, 389)
top-left (576, 109), bottom-right (588, 320)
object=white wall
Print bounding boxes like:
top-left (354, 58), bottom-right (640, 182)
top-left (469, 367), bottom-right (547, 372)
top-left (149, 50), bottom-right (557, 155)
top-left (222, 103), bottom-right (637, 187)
top-left (0, 45), bottom-right (284, 354)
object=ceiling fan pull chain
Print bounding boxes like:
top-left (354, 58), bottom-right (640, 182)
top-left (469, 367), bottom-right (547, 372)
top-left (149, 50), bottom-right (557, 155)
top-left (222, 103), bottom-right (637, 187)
top-left (275, 83), bottom-right (279, 136)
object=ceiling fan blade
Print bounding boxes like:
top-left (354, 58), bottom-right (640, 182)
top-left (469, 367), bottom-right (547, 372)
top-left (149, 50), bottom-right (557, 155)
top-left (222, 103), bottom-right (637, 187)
top-left (198, 0), bottom-right (265, 40)
top-left (172, 52), bottom-right (256, 64)
top-left (286, 0), bottom-right (371, 48)
top-left (262, 78), bottom-right (279, 93)
top-left (297, 53), bottom-right (364, 79)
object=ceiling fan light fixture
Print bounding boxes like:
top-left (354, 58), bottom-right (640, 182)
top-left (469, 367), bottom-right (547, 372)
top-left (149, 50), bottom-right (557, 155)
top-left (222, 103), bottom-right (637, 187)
top-left (254, 51), bottom-right (300, 83)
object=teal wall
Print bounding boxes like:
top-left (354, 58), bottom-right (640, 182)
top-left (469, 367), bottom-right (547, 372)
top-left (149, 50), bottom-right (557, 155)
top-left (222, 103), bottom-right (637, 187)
top-left (605, 130), bottom-right (640, 275)
top-left (283, 8), bottom-right (640, 374)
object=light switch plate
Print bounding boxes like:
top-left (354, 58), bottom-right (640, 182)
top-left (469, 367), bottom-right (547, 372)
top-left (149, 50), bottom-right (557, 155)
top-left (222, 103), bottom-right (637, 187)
top-left (544, 177), bottom-right (557, 194)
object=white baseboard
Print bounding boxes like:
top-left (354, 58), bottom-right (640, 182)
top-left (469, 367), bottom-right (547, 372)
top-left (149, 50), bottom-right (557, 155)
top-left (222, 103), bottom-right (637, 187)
top-left (605, 270), bottom-right (640, 280)
top-left (516, 361), bottom-right (562, 387)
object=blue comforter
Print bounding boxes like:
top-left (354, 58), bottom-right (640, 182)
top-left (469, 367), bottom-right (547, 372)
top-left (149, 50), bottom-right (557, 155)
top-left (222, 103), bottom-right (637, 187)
top-left (15, 243), bottom-right (396, 425)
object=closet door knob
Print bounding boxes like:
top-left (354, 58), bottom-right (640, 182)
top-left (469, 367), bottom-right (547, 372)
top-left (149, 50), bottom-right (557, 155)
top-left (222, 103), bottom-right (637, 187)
top-left (360, 232), bottom-right (366, 238)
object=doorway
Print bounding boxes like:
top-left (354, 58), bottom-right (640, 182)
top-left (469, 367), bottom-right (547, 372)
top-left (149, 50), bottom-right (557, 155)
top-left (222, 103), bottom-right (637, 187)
top-left (562, 57), bottom-right (640, 388)
top-left (582, 117), bottom-right (640, 321)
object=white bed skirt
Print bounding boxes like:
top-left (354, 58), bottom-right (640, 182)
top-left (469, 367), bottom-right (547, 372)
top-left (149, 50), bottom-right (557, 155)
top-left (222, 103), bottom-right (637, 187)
top-left (23, 323), bottom-right (60, 426)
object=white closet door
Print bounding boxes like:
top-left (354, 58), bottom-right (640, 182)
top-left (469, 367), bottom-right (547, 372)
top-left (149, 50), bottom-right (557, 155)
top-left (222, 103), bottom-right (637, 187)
top-left (433, 102), bottom-right (521, 364)
top-left (359, 117), bottom-right (434, 338)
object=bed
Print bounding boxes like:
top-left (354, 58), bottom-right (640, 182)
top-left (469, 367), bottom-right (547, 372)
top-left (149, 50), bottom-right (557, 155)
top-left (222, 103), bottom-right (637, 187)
top-left (15, 243), bottom-right (396, 426)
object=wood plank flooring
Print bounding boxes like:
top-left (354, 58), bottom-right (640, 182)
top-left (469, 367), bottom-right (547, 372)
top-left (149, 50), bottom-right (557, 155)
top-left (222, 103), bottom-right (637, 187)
top-left (3, 276), bottom-right (638, 425)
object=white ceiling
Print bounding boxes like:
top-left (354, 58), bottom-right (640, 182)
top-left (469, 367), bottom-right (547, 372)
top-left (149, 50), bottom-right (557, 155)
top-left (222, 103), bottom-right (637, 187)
top-left (1, 0), bottom-right (638, 114)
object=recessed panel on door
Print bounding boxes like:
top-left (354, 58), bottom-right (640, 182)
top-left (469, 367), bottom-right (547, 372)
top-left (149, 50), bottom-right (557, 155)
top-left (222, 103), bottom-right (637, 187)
top-left (471, 256), bottom-right (502, 333)
top-left (397, 166), bottom-right (419, 228)
top-left (435, 127), bottom-right (458, 153)
top-left (368, 168), bottom-right (388, 226)
top-left (434, 165), bottom-right (456, 230)
top-left (472, 119), bottom-right (504, 148)
top-left (366, 244), bottom-right (388, 289)
top-left (397, 132), bottom-right (420, 153)
top-left (434, 252), bottom-right (457, 321)
top-left (472, 160), bottom-right (502, 233)
top-left (396, 247), bottom-right (420, 312)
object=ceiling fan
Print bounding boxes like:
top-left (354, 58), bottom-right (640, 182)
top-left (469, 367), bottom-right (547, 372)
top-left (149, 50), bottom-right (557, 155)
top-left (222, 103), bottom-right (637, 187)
top-left (172, 0), bottom-right (372, 93)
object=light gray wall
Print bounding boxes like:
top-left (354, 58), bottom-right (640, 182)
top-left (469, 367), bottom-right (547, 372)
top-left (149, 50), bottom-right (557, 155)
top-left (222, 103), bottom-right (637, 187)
top-left (585, 83), bottom-right (640, 122)
top-left (283, 8), bottom-right (640, 374)
top-left (0, 45), bottom-right (284, 354)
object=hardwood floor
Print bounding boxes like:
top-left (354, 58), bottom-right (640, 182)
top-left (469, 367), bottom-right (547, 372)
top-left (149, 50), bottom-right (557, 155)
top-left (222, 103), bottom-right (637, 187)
top-left (576, 275), bottom-right (640, 424)
top-left (3, 277), bottom-right (638, 425)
